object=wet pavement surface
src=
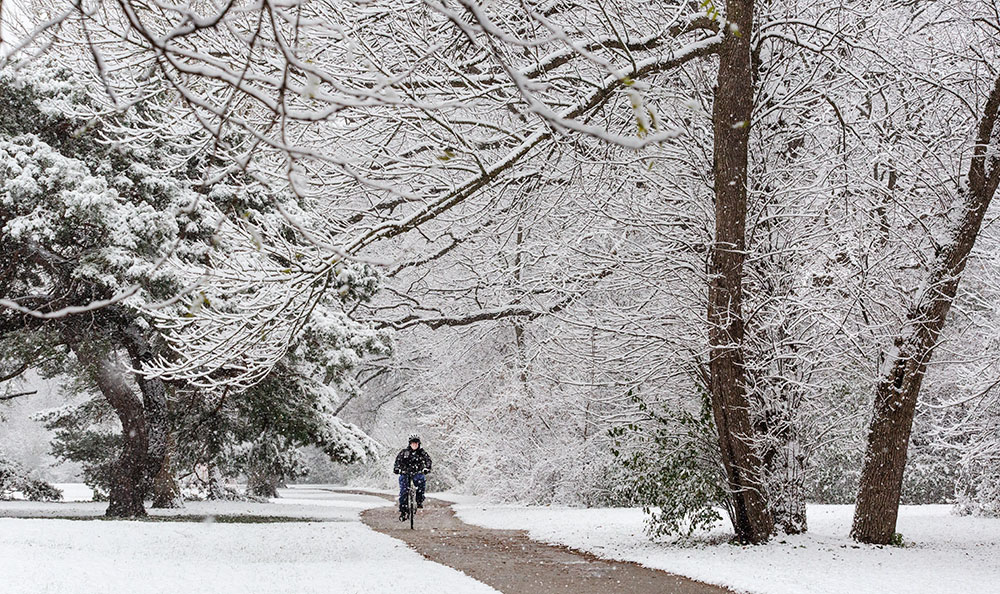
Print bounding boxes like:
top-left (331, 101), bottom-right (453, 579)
top-left (361, 497), bottom-right (732, 594)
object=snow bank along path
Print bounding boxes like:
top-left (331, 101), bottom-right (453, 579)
top-left (361, 496), bottom-right (731, 594)
top-left (452, 502), bottom-right (1000, 594)
top-left (0, 486), bottom-right (500, 594)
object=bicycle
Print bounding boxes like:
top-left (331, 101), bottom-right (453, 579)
top-left (407, 474), bottom-right (416, 530)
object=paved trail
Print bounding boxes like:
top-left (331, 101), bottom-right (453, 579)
top-left (361, 497), bottom-right (732, 594)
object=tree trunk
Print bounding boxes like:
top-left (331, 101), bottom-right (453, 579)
top-left (65, 318), bottom-right (170, 518)
top-left (755, 312), bottom-right (808, 534)
top-left (151, 433), bottom-right (183, 509)
top-left (766, 434), bottom-right (808, 534)
top-left (207, 465), bottom-right (229, 500)
top-left (247, 471), bottom-right (281, 499)
top-left (852, 75), bottom-right (1000, 544)
top-left (708, 0), bottom-right (773, 544)
top-left (123, 322), bottom-right (168, 491)
top-left (68, 337), bottom-right (150, 518)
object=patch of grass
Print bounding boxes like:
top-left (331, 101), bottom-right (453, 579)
top-left (1, 513), bottom-right (342, 523)
top-left (135, 514), bottom-right (332, 523)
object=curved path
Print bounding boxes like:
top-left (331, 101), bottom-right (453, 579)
top-left (361, 497), bottom-right (732, 594)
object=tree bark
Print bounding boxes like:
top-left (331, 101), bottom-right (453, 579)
top-left (151, 433), bottom-right (184, 509)
top-left (68, 337), bottom-right (150, 518)
top-left (207, 465), bottom-right (229, 500)
top-left (754, 308), bottom-right (808, 534)
top-left (708, 0), bottom-right (773, 544)
top-left (247, 471), bottom-right (281, 499)
top-left (64, 317), bottom-right (170, 518)
top-left (764, 431), bottom-right (807, 535)
top-left (852, 74), bottom-right (1000, 544)
top-left (123, 322), bottom-right (168, 490)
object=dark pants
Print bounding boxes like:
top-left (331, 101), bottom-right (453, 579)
top-left (398, 473), bottom-right (426, 511)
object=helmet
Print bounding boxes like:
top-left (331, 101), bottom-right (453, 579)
top-left (408, 434), bottom-right (421, 445)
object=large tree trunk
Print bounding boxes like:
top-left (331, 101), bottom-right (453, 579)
top-left (123, 322), bottom-right (168, 491)
top-left (708, 0), bottom-right (773, 544)
top-left (763, 428), bottom-right (807, 534)
top-left (852, 75), bottom-right (1000, 544)
top-left (69, 337), bottom-right (150, 518)
top-left (65, 318), bottom-right (170, 518)
top-left (151, 433), bottom-right (184, 509)
top-left (755, 310), bottom-right (808, 534)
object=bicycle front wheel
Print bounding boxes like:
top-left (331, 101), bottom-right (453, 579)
top-left (409, 485), bottom-right (415, 530)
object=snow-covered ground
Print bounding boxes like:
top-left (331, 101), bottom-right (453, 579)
top-left (7, 485), bottom-right (996, 594)
top-left (454, 502), bottom-right (1000, 594)
top-left (0, 485), bottom-right (499, 594)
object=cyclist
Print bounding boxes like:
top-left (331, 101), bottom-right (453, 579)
top-left (393, 434), bottom-right (432, 522)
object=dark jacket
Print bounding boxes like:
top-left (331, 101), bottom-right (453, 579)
top-left (394, 447), bottom-right (432, 475)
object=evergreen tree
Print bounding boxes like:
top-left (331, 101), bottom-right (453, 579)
top-left (0, 64), bottom-right (218, 516)
top-left (0, 64), bottom-right (386, 513)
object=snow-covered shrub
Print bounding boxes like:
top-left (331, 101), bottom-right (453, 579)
top-left (0, 451), bottom-right (62, 501)
top-left (951, 386), bottom-right (1000, 516)
top-left (805, 379), bottom-right (960, 506)
top-left (900, 450), bottom-right (960, 505)
top-left (956, 462), bottom-right (1000, 517)
top-left (807, 446), bottom-right (861, 504)
top-left (609, 392), bottom-right (729, 539)
top-left (808, 440), bottom-right (958, 506)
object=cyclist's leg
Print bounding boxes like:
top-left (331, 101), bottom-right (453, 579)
top-left (414, 473), bottom-right (426, 507)
top-left (398, 474), bottom-right (409, 513)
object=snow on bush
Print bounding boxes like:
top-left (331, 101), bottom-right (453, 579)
top-left (0, 451), bottom-right (62, 501)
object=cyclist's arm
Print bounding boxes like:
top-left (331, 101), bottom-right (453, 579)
top-left (393, 450), bottom-right (403, 474)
